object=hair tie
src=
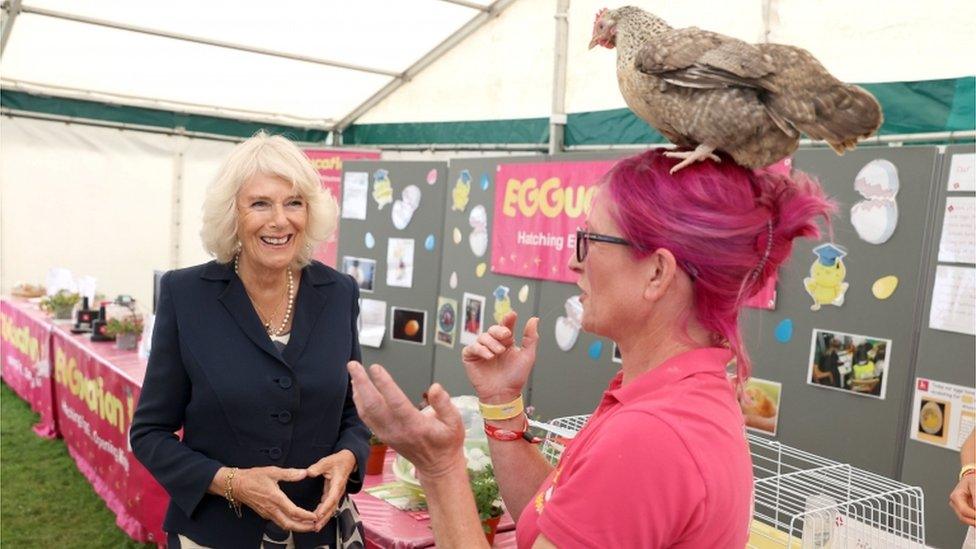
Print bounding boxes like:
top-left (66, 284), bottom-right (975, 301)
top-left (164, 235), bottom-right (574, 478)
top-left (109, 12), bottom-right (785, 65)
top-left (751, 219), bottom-right (774, 280)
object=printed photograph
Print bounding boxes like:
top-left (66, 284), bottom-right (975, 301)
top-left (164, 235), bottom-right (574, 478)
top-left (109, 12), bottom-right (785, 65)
top-left (342, 256), bottom-right (376, 292)
top-left (435, 297), bottom-right (457, 348)
top-left (741, 378), bottom-right (782, 436)
top-left (390, 307), bottom-right (426, 345)
top-left (807, 328), bottom-right (892, 399)
top-left (460, 293), bottom-right (485, 346)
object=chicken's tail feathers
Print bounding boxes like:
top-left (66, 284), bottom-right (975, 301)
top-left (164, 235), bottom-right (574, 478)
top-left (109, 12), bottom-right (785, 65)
top-left (795, 84), bottom-right (883, 155)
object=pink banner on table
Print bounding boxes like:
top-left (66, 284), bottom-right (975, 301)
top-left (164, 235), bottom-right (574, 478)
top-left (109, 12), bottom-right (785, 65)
top-left (491, 160), bottom-right (616, 283)
top-left (304, 149), bottom-right (381, 267)
top-left (51, 328), bottom-right (168, 546)
top-left (1, 298), bottom-right (58, 438)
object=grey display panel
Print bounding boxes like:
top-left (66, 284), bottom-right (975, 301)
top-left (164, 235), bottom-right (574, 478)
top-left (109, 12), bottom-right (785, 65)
top-left (898, 144), bottom-right (976, 549)
top-left (337, 160), bottom-right (448, 404)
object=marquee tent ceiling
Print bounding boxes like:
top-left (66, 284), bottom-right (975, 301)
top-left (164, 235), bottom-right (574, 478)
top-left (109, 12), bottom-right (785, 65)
top-left (0, 0), bottom-right (508, 130)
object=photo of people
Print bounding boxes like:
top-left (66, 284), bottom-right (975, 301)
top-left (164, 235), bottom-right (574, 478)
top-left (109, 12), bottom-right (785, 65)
top-left (807, 328), bottom-right (892, 399)
top-left (460, 292), bottom-right (485, 346)
top-left (741, 378), bottom-right (782, 436)
top-left (342, 256), bottom-right (376, 292)
top-left (390, 307), bottom-right (426, 345)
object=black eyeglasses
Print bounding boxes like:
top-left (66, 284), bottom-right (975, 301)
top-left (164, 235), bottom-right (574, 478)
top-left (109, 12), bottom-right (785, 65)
top-left (576, 228), bottom-right (632, 262)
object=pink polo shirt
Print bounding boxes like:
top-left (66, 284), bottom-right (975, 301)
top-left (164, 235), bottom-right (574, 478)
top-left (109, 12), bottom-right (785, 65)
top-left (516, 347), bottom-right (753, 548)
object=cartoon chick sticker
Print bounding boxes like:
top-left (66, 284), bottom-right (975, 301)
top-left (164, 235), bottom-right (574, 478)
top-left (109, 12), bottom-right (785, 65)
top-left (803, 243), bottom-right (849, 311)
top-left (452, 170), bottom-right (471, 212)
top-left (492, 285), bottom-right (512, 324)
top-left (372, 169), bottom-right (393, 210)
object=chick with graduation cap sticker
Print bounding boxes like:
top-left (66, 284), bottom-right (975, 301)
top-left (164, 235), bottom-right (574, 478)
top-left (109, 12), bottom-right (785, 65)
top-left (803, 243), bottom-right (850, 311)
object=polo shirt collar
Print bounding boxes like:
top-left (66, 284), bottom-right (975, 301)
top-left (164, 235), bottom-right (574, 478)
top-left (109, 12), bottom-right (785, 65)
top-left (606, 347), bottom-right (734, 405)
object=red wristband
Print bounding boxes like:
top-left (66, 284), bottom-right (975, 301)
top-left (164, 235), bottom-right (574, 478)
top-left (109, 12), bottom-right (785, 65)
top-left (484, 415), bottom-right (542, 444)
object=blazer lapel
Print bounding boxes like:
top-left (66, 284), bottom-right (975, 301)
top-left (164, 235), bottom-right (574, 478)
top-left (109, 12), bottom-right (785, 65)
top-left (217, 274), bottom-right (288, 366)
top-left (282, 265), bottom-right (333, 365)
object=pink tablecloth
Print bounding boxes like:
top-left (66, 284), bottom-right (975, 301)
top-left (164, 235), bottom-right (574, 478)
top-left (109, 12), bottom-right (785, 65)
top-left (50, 324), bottom-right (168, 546)
top-left (352, 449), bottom-right (517, 548)
top-left (1, 297), bottom-right (58, 437)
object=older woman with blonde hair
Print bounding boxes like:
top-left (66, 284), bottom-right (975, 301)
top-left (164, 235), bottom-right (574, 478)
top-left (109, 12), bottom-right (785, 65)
top-left (131, 132), bottom-right (370, 548)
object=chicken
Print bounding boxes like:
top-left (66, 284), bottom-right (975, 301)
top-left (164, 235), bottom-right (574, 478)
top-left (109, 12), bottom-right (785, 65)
top-left (590, 6), bottom-right (883, 172)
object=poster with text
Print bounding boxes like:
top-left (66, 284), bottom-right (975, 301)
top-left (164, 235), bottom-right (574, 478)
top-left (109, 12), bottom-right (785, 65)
top-left (910, 377), bottom-right (975, 451)
top-left (491, 160), bottom-right (615, 283)
top-left (304, 148), bottom-right (380, 267)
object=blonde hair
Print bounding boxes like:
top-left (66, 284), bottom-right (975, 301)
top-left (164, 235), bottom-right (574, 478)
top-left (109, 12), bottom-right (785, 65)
top-left (200, 131), bottom-right (338, 267)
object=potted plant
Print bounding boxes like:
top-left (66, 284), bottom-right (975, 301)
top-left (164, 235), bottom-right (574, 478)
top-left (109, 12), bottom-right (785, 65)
top-left (470, 464), bottom-right (504, 545)
top-left (39, 290), bottom-right (80, 320)
top-left (366, 433), bottom-right (388, 475)
top-left (106, 314), bottom-right (144, 351)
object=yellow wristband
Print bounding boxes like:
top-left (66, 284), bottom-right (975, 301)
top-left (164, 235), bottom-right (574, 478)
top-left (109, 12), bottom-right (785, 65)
top-left (479, 394), bottom-right (524, 421)
top-left (961, 463), bottom-right (976, 481)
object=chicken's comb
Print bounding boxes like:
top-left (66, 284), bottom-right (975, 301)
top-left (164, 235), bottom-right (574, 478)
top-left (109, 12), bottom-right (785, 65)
top-left (594, 7), bottom-right (608, 22)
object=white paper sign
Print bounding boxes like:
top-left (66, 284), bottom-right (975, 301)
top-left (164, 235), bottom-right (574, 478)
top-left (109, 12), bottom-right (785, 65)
top-left (386, 238), bottom-right (415, 288)
top-left (929, 265), bottom-right (976, 335)
top-left (909, 377), bottom-right (975, 451)
top-left (358, 298), bottom-right (387, 348)
top-left (937, 196), bottom-right (976, 264)
top-left (341, 171), bottom-right (369, 220)
top-left (948, 153), bottom-right (976, 191)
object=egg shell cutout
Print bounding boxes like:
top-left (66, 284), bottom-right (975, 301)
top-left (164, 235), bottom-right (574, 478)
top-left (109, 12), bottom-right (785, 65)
top-left (364, 232), bottom-right (376, 249)
top-left (480, 173), bottom-right (491, 191)
top-left (851, 159), bottom-right (899, 245)
top-left (518, 284), bottom-right (530, 303)
top-left (554, 317), bottom-right (580, 351)
top-left (588, 341), bottom-right (604, 360)
top-left (452, 227), bottom-right (462, 244)
top-left (391, 200), bottom-right (415, 229)
top-left (468, 205), bottom-right (487, 230)
top-left (424, 234), bottom-right (436, 251)
top-left (564, 295), bottom-right (583, 327)
top-left (449, 271), bottom-right (458, 289)
top-left (426, 169), bottom-right (438, 185)
top-left (401, 185), bottom-right (422, 209)
top-left (872, 276), bottom-right (898, 300)
top-left (469, 229), bottom-right (488, 257)
top-left (774, 318), bottom-right (793, 343)
top-left (475, 263), bottom-right (487, 278)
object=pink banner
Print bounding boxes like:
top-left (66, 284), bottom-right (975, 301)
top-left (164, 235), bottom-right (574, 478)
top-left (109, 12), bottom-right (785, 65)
top-left (1, 298), bottom-right (58, 438)
top-left (51, 328), bottom-right (168, 546)
top-left (304, 149), bottom-right (380, 267)
top-left (491, 160), bottom-right (616, 283)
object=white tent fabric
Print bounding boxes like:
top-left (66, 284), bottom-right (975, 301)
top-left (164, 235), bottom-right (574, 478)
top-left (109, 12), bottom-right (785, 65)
top-left (4, 0), bottom-right (972, 129)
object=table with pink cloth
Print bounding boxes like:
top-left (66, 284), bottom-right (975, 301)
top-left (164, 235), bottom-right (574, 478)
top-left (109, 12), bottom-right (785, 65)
top-left (1, 297), bottom-right (58, 438)
top-left (352, 448), bottom-right (518, 548)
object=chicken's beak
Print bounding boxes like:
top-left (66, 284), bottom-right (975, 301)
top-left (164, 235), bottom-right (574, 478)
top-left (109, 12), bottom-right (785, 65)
top-left (588, 36), bottom-right (600, 49)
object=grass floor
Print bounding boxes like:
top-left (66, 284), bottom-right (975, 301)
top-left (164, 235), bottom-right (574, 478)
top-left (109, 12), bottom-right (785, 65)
top-left (0, 382), bottom-right (154, 548)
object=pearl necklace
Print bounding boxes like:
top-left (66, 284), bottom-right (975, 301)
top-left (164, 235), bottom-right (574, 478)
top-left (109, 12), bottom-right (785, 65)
top-left (235, 255), bottom-right (295, 337)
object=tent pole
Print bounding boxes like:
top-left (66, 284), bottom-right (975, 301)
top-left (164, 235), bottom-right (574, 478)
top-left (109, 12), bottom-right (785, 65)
top-left (0, 0), bottom-right (23, 58)
top-left (17, 5), bottom-right (399, 77)
top-left (548, 0), bottom-right (570, 155)
top-left (435, 0), bottom-right (490, 10)
top-left (331, 0), bottom-right (518, 134)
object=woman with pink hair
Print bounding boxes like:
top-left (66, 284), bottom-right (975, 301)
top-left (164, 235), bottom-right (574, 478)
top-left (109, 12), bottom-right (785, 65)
top-left (349, 149), bottom-right (835, 548)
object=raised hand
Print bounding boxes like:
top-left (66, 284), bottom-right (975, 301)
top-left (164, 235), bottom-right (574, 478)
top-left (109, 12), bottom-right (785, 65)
top-left (347, 362), bottom-right (466, 480)
top-left (461, 311), bottom-right (540, 403)
top-left (231, 466), bottom-right (318, 532)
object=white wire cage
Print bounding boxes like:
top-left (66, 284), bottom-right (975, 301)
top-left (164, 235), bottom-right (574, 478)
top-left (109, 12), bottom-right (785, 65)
top-left (530, 416), bottom-right (926, 548)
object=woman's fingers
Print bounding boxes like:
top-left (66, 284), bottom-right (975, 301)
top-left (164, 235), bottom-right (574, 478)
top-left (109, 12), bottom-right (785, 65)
top-left (521, 316), bottom-right (540, 352)
top-left (347, 361), bottom-right (388, 426)
top-left (367, 364), bottom-right (420, 420)
top-left (477, 331), bottom-right (507, 354)
top-left (486, 323), bottom-right (514, 346)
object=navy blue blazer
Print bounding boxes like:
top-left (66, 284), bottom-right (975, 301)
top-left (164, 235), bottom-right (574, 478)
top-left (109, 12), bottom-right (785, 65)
top-left (130, 260), bottom-right (370, 548)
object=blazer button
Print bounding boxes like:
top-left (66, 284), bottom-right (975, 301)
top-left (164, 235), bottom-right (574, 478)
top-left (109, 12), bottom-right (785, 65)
top-left (268, 447), bottom-right (282, 460)
top-left (277, 410), bottom-right (292, 424)
top-left (277, 376), bottom-right (292, 389)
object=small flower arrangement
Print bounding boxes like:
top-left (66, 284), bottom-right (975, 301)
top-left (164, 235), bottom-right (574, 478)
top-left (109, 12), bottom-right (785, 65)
top-left (39, 291), bottom-right (80, 319)
top-left (469, 464), bottom-right (504, 522)
top-left (105, 315), bottom-right (144, 336)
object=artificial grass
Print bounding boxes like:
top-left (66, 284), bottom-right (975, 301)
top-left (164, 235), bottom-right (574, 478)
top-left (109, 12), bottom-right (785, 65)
top-left (0, 382), bottom-right (154, 548)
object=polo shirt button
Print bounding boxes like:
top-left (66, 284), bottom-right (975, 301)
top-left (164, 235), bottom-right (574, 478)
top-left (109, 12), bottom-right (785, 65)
top-left (268, 447), bottom-right (282, 460)
top-left (277, 410), bottom-right (292, 424)
top-left (277, 376), bottom-right (292, 389)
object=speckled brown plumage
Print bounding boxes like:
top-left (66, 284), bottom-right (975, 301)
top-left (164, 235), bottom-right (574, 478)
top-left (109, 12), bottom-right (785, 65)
top-left (601, 6), bottom-right (883, 169)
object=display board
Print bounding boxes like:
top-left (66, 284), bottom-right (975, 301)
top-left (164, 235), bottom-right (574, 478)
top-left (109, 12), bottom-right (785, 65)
top-left (336, 160), bottom-right (448, 404)
top-left (898, 144), bottom-right (976, 549)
